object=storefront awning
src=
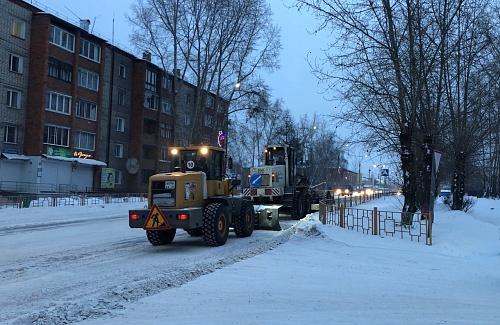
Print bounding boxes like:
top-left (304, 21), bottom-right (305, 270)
top-left (42, 154), bottom-right (107, 166)
top-left (1, 153), bottom-right (30, 161)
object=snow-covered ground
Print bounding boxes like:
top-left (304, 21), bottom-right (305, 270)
top-left (1, 196), bottom-right (499, 324)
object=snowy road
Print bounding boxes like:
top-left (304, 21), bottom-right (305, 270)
top-left (0, 203), bottom-right (297, 325)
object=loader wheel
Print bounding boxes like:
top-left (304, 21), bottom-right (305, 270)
top-left (202, 203), bottom-right (229, 246)
top-left (185, 228), bottom-right (203, 237)
top-left (146, 229), bottom-right (176, 246)
top-left (291, 191), bottom-right (309, 220)
top-left (233, 201), bottom-right (255, 237)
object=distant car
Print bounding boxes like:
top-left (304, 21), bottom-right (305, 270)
top-left (335, 184), bottom-right (353, 196)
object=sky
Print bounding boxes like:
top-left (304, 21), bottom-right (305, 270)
top-left (1, 195), bottom-right (499, 324)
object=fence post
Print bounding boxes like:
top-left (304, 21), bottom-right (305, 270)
top-left (340, 205), bottom-right (345, 228)
top-left (426, 211), bottom-right (433, 246)
top-left (319, 202), bottom-right (326, 225)
top-left (80, 194), bottom-right (85, 206)
top-left (372, 207), bottom-right (379, 235)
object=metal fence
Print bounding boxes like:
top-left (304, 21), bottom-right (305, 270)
top-left (319, 199), bottom-right (432, 245)
top-left (0, 193), bottom-right (148, 209)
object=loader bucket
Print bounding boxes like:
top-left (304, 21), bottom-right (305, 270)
top-left (255, 205), bottom-right (282, 231)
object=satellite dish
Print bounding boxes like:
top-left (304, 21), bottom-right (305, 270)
top-left (126, 157), bottom-right (139, 174)
top-left (143, 91), bottom-right (153, 107)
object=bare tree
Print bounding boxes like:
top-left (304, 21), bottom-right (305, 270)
top-left (128, 0), bottom-right (281, 145)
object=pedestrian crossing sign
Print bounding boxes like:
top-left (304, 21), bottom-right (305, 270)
top-left (143, 204), bottom-right (171, 230)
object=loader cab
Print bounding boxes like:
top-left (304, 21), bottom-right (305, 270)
top-left (170, 146), bottom-right (225, 180)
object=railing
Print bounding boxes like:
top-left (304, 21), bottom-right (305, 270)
top-left (0, 193), bottom-right (148, 209)
top-left (319, 199), bottom-right (432, 245)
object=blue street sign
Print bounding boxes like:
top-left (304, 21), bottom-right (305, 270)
top-left (249, 173), bottom-right (263, 187)
top-left (381, 168), bottom-right (389, 177)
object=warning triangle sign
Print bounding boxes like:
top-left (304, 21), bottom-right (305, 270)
top-left (143, 204), bottom-right (172, 230)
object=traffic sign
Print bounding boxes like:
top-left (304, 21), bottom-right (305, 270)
top-left (249, 173), bottom-right (263, 187)
top-left (143, 204), bottom-right (171, 230)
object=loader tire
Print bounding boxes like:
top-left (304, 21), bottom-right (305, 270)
top-left (233, 200), bottom-right (255, 237)
top-left (186, 228), bottom-right (203, 237)
top-left (146, 229), bottom-right (176, 246)
top-left (291, 191), bottom-right (308, 220)
top-left (202, 203), bottom-right (229, 246)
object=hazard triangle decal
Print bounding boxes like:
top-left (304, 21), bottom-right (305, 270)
top-left (143, 204), bottom-right (172, 230)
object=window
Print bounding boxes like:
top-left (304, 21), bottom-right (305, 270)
top-left (117, 91), bottom-right (126, 105)
top-left (119, 64), bottom-right (127, 78)
top-left (79, 38), bottom-right (101, 62)
top-left (76, 99), bottom-right (97, 121)
top-left (160, 147), bottom-right (169, 161)
top-left (48, 57), bottom-right (73, 82)
top-left (143, 119), bottom-right (157, 134)
top-left (4, 125), bottom-right (18, 143)
top-left (144, 94), bottom-right (159, 110)
top-left (145, 70), bottom-right (157, 91)
top-left (161, 100), bottom-right (172, 115)
top-left (6, 90), bottom-right (21, 109)
top-left (217, 103), bottom-right (225, 114)
top-left (78, 68), bottom-right (99, 91)
top-left (185, 115), bottom-right (191, 126)
top-left (46, 91), bottom-right (71, 114)
top-left (160, 123), bottom-right (172, 139)
top-left (11, 19), bottom-right (26, 39)
top-left (204, 114), bottom-right (214, 127)
top-left (116, 117), bottom-right (125, 132)
top-left (206, 96), bottom-right (214, 109)
top-left (9, 54), bottom-right (23, 73)
top-left (115, 170), bottom-right (122, 185)
top-left (74, 130), bottom-right (95, 151)
top-left (186, 93), bottom-right (191, 105)
top-left (50, 25), bottom-right (75, 52)
top-left (162, 76), bottom-right (172, 90)
top-left (115, 143), bottom-right (124, 158)
top-left (43, 124), bottom-right (70, 146)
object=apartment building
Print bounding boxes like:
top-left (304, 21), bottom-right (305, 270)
top-left (1, 0), bottom-right (229, 193)
top-left (0, 0), bottom-right (36, 187)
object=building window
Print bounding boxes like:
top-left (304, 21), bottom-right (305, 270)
top-left (206, 96), bottom-right (214, 109)
top-left (43, 124), bottom-right (70, 147)
top-left (9, 54), bottom-right (23, 73)
top-left (74, 130), bottom-right (95, 151)
top-left (79, 38), bottom-right (101, 62)
top-left (160, 123), bottom-right (172, 139)
top-left (50, 25), bottom-right (75, 52)
top-left (217, 103), bottom-right (225, 114)
top-left (117, 90), bottom-right (126, 105)
top-left (119, 64), bottom-right (127, 78)
top-left (160, 147), bottom-right (169, 161)
top-left (161, 100), bottom-right (172, 115)
top-left (186, 93), bottom-right (191, 105)
top-left (144, 94), bottom-right (159, 110)
top-left (48, 57), bottom-right (73, 83)
top-left (204, 115), bottom-right (214, 127)
top-left (6, 90), bottom-right (21, 109)
top-left (116, 117), bottom-right (125, 132)
top-left (78, 68), bottom-right (99, 91)
top-left (46, 91), bottom-right (71, 115)
top-left (185, 115), bottom-right (191, 126)
top-left (4, 125), bottom-right (18, 144)
top-left (115, 170), bottom-right (123, 185)
top-left (11, 19), bottom-right (26, 39)
top-left (76, 99), bottom-right (97, 121)
top-left (143, 119), bottom-right (157, 134)
top-left (145, 69), bottom-right (157, 91)
top-left (115, 143), bottom-right (124, 158)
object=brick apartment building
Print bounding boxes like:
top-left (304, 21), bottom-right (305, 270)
top-left (0, 0), bottom-right (228, 193)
